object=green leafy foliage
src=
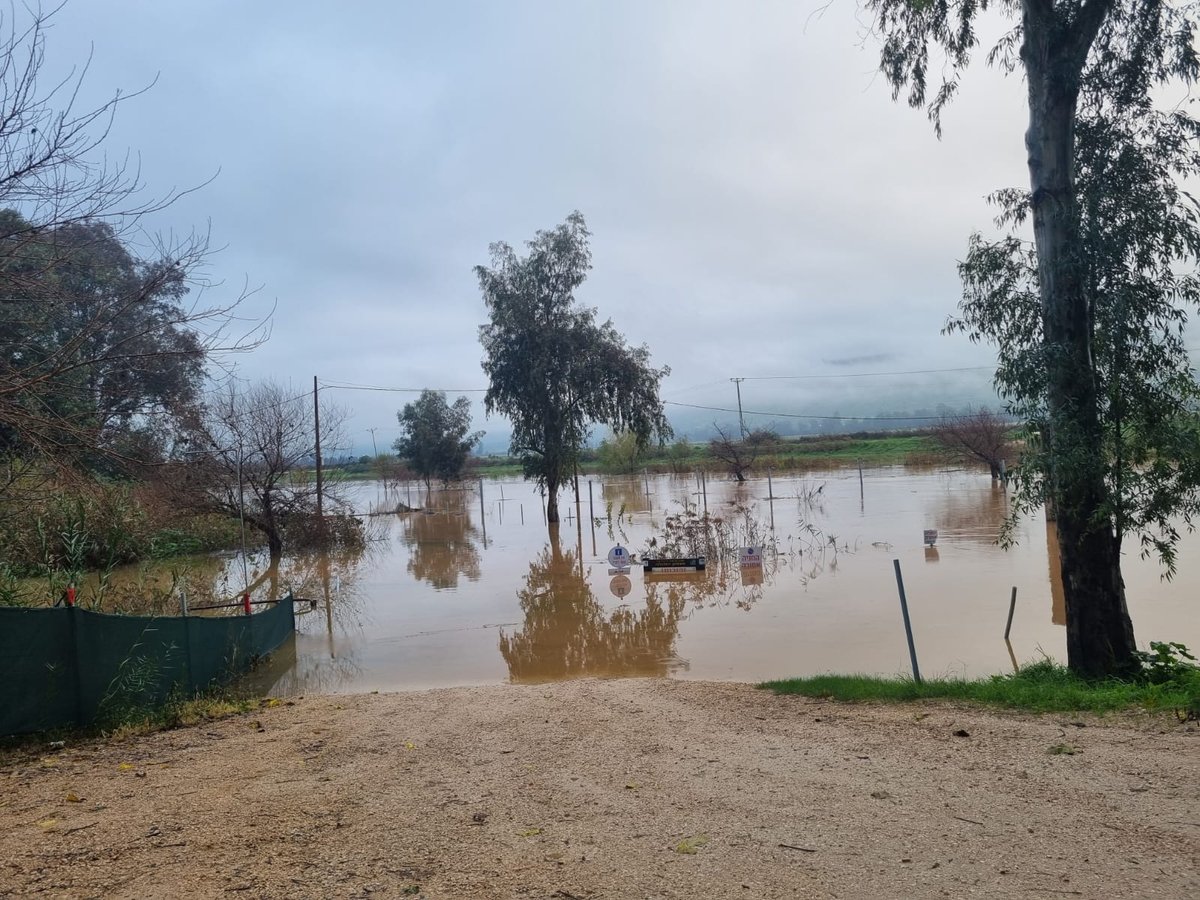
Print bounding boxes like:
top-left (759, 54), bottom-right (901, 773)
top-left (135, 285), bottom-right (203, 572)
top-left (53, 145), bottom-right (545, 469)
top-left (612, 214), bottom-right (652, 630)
top-left (596, 429), bottom-right (643, 474)
top-left (951, 93), bottom-right (1200, 576)
top-left (1134, 641), bottom-right (1198, 686)
top-left (393, 390), bottom-right (482, 490)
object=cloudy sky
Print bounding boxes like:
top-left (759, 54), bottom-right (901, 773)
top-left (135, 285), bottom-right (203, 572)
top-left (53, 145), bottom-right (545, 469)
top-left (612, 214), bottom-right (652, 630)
top-left (42, 1), bottom-right (1032, 454)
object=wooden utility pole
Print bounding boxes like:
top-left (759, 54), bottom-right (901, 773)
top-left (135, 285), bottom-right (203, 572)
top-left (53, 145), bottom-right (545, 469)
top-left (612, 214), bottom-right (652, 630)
top-left (730, 377), bottom-right (746, 437)
top-left (313, 375), bottom-right (324, 528)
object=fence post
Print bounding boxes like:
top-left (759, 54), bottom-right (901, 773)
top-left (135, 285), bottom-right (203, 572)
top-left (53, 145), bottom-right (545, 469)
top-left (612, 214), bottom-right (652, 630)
top-left (242, 592), bottom-right (252, 616)
top-left (1004, 586), bottom-right (1018, 640)
top-left (181, 607), bottom-right (194, 694)
top-left (67, 605), bottom-right (85, 726)
top-left (892, 559), bottom-right (922, 684)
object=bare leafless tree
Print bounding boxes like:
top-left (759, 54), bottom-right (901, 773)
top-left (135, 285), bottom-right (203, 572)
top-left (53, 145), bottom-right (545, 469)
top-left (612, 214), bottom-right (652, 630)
top-left (172, 381), bottom-right (351, 561)
top-left (933, 408), bottom-right (1014, 479)
top-left (708, 423), bottom-right (759, 482)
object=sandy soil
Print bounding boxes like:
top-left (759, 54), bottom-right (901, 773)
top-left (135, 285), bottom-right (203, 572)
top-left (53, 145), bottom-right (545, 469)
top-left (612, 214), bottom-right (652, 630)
top-left (1, 678), bottom-right (1197, 899)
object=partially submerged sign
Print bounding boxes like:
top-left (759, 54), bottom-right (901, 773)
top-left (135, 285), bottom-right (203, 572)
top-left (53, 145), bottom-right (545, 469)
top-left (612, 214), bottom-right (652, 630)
top-left (738, 546), bottom-right (763, 567)
top-left (607, 545), bottom-right (632, 570)
top-left (642, 556), bottom-right (706, 573)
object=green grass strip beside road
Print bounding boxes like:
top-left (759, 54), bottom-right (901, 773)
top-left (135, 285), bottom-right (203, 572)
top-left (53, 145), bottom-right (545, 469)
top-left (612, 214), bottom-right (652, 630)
top-left (761, 660), bottom-right (1200, 717)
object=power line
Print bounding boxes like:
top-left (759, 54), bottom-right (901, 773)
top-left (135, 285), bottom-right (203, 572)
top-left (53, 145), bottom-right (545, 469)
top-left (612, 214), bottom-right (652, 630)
top-left (319, 380), bottom-right (488, 394)
top-left (741, 365), bottom-right (995, 380)
top-left (663, 399), bottom-right (998, 422)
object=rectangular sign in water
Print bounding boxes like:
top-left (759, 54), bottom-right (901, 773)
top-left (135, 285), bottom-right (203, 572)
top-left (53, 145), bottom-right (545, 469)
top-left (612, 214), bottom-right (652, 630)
top-left (642, 556), bottom-right (706, 573)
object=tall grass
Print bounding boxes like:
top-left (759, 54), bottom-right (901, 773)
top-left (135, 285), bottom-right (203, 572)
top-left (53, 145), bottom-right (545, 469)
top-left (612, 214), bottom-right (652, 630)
top-left (0, 476), bottom-right (244, 608)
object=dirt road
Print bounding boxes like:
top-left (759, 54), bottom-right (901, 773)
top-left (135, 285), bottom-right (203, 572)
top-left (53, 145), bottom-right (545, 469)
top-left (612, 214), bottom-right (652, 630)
top-left (2, 678), bottom-right (1197, 898)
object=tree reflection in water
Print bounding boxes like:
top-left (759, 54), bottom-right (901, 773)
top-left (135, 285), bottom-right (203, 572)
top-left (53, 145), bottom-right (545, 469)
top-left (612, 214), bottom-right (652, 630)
top-left (400, 489), bottom-right (482, 590)
top-left (500, 525), bottom-right (686, 681)
top-left (931, 482), bottom-right (1010, 546)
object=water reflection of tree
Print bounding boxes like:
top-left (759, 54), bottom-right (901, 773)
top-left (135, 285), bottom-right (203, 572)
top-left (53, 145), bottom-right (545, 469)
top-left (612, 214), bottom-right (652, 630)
top-left (601, 478), bottom-right (650, 515)
top-left (1046, 521), bottom-right (1066, 626)
top-left (644, 560), bottom-right (762, 612)
top-left (930, 484), bottom-right (1010, 545)
top-left (500, 526), bottom-right (685, 681)
top-left (400, 490), bottom-right (482, 590)
top-left (240, 635), bottom-right (367, 697)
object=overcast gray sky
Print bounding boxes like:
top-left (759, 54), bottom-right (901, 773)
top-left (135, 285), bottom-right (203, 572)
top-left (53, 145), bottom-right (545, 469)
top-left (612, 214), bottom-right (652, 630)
top-left (43, 1), bottom-right (1031, 454)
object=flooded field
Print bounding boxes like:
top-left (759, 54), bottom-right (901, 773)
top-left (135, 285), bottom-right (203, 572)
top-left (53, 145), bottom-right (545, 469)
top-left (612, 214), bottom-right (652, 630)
top-left (234, 466), bottom-right (1200, 696)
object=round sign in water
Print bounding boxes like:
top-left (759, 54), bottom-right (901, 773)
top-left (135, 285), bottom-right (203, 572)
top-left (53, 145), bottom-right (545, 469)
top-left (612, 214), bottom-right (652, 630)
top-left (607, 545), bottom-right (631, 569)
top-left (609, 573), bottom-right (632, 599)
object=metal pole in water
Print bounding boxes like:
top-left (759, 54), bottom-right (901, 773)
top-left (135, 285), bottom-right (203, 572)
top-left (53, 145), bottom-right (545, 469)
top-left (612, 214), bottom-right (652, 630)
top-left (767, 468), bottom-right (773, 500)
top-left (858, 457), bottom-right (864, 499)
top-left (520, 503), bottom-right (524, 525)
top-left (1004, 586), bottom-right (1018, 640)
top-left (478, 478), bottom-right (487, 543)
top-left (701, 469), bottom-right (707, 514)
top-left (892, 559), bottom-right (922, 684)
top-left (313, 376), bottom-right (324, 530)
top-left (588, 480), bottom-right (594, 520)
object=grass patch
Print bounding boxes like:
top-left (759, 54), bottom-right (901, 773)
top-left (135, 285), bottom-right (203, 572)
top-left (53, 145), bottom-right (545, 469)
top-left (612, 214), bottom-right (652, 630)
top-left (761, 659), bottom-right (1200, 717)
top-left (105, 691), bottom-right (262, 739)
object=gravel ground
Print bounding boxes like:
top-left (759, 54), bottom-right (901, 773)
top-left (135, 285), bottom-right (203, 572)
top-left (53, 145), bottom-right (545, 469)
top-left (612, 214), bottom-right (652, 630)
top-left (1, 678), bottom-right (1197, 899)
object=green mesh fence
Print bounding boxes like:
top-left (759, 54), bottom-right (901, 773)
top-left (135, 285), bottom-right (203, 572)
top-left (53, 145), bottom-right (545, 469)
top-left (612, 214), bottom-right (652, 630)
top-left (0, 598), bottom-right (295, 735)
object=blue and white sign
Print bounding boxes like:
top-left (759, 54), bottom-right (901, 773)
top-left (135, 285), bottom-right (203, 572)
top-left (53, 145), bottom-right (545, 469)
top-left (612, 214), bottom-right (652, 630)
top-left (739, 546), bottom-right (763, 567)
top-left (607, 545), bottom-right (631, 570)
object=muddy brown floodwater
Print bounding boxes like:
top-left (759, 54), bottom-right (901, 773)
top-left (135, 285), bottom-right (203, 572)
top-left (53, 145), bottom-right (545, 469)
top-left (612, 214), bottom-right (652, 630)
top-left (215, 466), bottom-right (1200, 697)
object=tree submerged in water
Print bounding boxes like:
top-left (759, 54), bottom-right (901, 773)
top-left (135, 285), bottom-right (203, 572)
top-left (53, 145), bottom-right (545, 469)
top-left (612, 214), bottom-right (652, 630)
top-left (477, 212), bottom-right (671, 524)
top-left (393, 390), bottom-right (482, 494)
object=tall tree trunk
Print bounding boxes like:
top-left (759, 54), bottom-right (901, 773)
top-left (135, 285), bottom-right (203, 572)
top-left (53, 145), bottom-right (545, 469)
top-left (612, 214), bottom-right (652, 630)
top-left (1022, 2), bottom-right (1136, 677)
top-left (546, 474), bottom-right (560, 524)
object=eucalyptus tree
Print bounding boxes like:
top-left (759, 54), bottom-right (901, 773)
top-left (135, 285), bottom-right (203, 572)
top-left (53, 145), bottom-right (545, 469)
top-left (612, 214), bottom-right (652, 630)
top-left (869, 0), bottom-right (1200, 675)
top-left (477, 212), bottom-right (672, 524)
